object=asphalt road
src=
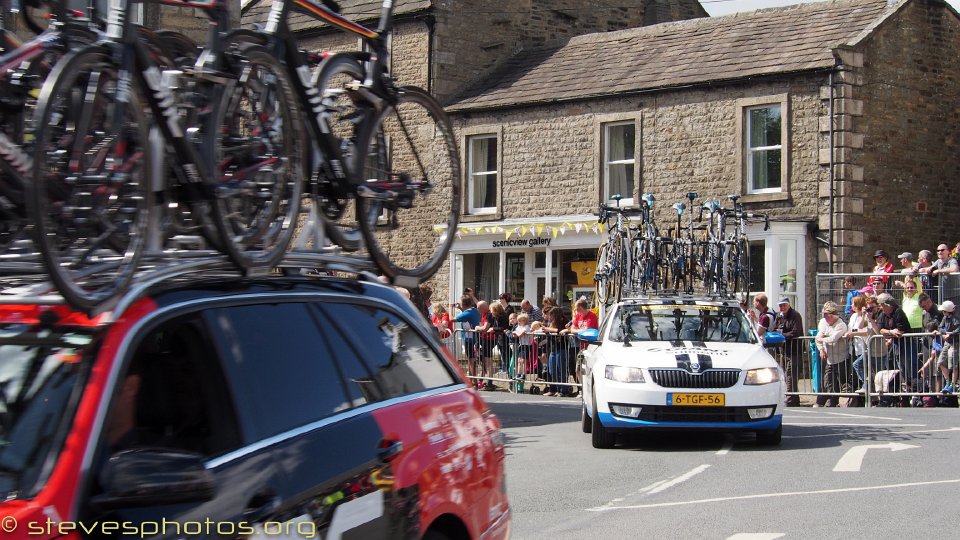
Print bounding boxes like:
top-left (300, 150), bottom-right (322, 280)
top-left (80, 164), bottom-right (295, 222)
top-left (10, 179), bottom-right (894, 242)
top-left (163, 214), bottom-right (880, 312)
top-left (483, 392), bottom-right (960, 540)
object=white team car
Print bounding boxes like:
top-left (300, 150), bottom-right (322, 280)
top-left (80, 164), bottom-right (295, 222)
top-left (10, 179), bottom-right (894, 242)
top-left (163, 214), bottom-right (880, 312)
top-left (580, 297), bottom-right (785, 448)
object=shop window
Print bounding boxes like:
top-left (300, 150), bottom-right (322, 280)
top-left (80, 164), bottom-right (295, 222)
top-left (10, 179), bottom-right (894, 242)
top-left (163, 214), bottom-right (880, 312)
top-left (779, 239), bottom-right (798, 306)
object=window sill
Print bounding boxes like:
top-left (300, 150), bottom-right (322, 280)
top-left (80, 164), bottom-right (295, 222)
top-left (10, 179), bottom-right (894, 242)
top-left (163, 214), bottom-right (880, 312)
top-left (740, 192), bottom-right (790, 204)
top-left (461, 211), bottom-right (501, 223)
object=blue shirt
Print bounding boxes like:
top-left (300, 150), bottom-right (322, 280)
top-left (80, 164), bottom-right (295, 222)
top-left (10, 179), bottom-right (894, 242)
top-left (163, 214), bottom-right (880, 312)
top-left (455, 307), bottom-right (481, 338)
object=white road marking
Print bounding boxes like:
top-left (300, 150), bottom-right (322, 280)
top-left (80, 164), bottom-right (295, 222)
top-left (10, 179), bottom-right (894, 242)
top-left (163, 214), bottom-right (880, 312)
top-left (810, 411), bottom-right (903, 421)
top-left (784, 423), bottom-right (925, 427)
top-left (726, 534), bottom-right (785, 540)
top-left (593, 465), bottom-right (710, 510)
top-left (586, 478), bottom-right (960, 511)
top-left (646, 464), bottom-right (710, 495)
top-left (717, 440), bottom-right (734, 455)
top-left (833, 442), bottom-right (919, 472)
top-left (902, 427), bottom-right (960, 434)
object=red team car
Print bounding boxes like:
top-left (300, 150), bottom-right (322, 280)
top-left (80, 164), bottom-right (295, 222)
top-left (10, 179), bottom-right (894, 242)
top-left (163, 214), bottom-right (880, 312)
top-left (0, 275), bottom-right (510, 540)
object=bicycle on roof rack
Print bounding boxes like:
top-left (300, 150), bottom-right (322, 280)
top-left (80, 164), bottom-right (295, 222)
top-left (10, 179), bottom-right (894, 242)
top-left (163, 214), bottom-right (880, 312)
top-left (26, 0), bottom-right (303, 311)
top-left (242, 0), bottom-right (461, 287)
top-left (594, 194), bottom-right (636, 305)
top-left (698, 194), bottom-right (768, 298)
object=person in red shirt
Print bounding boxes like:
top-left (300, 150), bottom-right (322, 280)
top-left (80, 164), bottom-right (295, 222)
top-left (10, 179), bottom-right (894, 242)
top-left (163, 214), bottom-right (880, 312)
top-left (561, 298), bottom-right (598, 395)
top-left (868, 250), bottom-right (894, 288)
top-left (567, 298), bottom-right (599, 333)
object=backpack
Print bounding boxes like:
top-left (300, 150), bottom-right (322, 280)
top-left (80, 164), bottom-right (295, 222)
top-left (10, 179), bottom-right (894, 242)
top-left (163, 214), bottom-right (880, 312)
top-left (758, 309), bottom-right (776, 332)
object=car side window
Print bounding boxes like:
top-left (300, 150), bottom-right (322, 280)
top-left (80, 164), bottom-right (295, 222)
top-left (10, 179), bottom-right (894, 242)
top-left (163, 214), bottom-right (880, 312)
top-left (105, 314), bottom-right (241, 458)
top-left (206, 302), bottom-right (353, 440)
top-left (314, 302), bottom-right (457, 398)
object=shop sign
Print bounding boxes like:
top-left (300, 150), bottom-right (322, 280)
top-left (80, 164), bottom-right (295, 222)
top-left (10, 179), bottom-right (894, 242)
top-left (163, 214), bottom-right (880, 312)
top-left (491, 237), bottom-right (552, 248)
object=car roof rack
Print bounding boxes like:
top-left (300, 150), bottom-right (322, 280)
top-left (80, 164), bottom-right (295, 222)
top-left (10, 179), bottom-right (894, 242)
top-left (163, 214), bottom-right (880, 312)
top-left (0, 247), bottom-right (382, 322)
top-left (619, 288), bottom-right (745, 303)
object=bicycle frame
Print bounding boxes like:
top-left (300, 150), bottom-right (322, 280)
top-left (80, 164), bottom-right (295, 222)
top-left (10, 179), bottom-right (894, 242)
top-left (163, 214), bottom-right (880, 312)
top-left (258, 0), bottom-right (394, 192)
top-left (103, 0), bottom-right (232, 197)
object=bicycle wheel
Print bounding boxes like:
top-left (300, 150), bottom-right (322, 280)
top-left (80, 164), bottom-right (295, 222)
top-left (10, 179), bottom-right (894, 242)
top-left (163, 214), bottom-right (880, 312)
top-left (310, 52), bottom-right (372, 252)
top-left (594, 241), bottom-right (612, 305)
top-left (211, 44), bottom-right (304, 269)
top-left (733, 236), bottom-right (751, 296)
top-left (351, 86), bottom-right (460, 286)
top-left (29, 47), bottom-right (152, 310)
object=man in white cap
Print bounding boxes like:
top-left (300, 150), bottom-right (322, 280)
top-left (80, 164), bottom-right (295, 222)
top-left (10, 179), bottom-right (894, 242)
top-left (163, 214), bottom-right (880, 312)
top-left (774, 297), bottom-right (803, 406)
top-left (936, 300), bottom-right (960, 392)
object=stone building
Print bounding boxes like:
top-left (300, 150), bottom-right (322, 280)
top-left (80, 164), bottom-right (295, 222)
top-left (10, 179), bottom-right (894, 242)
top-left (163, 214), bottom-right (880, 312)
top-left (238, 0), bottom-right (707, 299)
top-left (444, 0), bottom-right (960, 322)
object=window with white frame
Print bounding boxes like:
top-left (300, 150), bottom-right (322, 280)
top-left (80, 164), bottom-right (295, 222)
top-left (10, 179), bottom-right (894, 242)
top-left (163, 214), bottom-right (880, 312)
top-left (467, 134), bottom-right (498, 214)
top-left (603, 121), bottom-right (635, 204)
top-left (745, 105), bottom-right (782, 193)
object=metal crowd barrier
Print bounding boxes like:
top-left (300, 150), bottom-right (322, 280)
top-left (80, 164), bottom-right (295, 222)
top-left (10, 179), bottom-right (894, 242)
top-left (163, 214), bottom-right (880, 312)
top-left (767, 332), bottom-right (956, 408)
top-left (442, 326), bottom-right (958, 407)
top-left (448, 329), bottom-right (583, 396)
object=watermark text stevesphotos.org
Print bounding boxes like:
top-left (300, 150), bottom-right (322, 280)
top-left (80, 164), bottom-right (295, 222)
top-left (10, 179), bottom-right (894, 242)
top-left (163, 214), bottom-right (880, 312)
top-left (12, 517), bottom-right (320, 538)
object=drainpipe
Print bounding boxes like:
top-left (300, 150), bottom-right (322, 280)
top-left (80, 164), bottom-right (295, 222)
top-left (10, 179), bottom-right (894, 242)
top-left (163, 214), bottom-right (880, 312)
top-left (425, 14), bottom-right (436, 96)
top-left (828, 70), bottom-right (835, 273)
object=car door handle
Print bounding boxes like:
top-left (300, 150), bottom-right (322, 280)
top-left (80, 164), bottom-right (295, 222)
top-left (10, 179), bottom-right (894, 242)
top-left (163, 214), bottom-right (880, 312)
top-left (243, 491), bottom-right (281, 523)
top-left (378, 439), bottom-right (403, 462)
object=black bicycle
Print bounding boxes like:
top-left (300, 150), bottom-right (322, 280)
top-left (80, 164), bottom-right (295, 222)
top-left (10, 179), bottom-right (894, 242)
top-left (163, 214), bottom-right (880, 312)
top-left (245, 0), bottom-right (461, 286)
top-left (29, 0), bottom-right (303, 309)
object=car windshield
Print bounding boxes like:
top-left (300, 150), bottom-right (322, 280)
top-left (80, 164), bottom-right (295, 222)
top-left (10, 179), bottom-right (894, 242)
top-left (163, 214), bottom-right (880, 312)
top-left (0, 324), bottom-right (95, 500)
top-left (609, 304), bottom-right (757, 344)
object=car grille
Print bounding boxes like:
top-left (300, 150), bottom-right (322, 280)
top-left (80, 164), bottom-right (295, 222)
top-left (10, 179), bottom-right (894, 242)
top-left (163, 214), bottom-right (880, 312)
top-left (633, 406), bottom-right (763, 423)
top-left (648, 368), bottom-right (740, 389)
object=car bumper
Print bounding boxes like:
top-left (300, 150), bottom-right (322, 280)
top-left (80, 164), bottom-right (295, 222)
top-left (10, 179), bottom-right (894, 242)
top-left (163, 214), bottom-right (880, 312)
top-left (594, 381), bottom-right (783, 431)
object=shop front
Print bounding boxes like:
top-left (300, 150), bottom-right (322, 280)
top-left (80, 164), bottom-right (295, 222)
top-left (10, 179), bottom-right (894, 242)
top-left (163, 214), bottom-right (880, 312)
top-left (445, 216), bottom-right (807, 320)
top-left (446, 215), bottom-right (603, 311)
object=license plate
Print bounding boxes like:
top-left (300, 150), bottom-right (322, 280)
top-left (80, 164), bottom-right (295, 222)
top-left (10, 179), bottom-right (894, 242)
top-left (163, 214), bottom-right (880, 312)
top-left (668, 393), bottom-right (725, 406)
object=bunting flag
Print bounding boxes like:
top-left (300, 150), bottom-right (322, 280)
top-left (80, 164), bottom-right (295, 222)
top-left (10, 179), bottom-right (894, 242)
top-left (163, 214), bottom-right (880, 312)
top-left (452, 220), bottom-right (601, 239)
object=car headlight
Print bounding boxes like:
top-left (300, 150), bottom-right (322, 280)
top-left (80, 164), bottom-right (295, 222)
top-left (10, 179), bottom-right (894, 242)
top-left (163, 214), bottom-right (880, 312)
top-left (744, 367), bottom-right (780, 385)
top-left (605, 365), bottom-right (645, 383)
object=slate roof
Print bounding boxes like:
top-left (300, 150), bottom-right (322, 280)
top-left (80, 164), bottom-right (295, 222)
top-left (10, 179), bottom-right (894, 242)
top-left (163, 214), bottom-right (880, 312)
top-left (448, 0), bottom-right (895, 112)
top-left (242, 0), bottom-right (432, 34)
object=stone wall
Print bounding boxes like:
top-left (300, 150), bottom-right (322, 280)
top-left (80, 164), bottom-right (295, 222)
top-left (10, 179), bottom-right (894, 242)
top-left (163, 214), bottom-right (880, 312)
top-left (450, 76), bottom-right (826, 229)
top-left (845, 0), bottom-right (960, 270)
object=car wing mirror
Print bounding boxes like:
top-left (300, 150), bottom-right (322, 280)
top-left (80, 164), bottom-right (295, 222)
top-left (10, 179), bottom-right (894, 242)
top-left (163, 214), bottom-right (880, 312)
top-left (91, 448), bottom-right (215, 510)
top-left (577, 328), bottom-right (600, 343)
top-left (764, 331), bottom-right (786, 347)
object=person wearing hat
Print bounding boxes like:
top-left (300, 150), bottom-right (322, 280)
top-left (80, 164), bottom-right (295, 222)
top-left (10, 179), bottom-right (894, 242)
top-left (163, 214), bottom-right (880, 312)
top-left (894, 252), bottom-right (922, 292)
top-left (815, 302), bottom-right (850, 407)
top-left (773, 297), bottom-right (803, 406)
top-left (935, 300), bottom-right (960, 392)
top-left (876, 292), bottom-right (913, 377)
top-left (868, 250), bottom-right (894, 289)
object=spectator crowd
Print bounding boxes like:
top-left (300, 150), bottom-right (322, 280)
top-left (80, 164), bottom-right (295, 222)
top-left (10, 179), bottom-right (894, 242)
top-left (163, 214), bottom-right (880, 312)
top-left (746, 243), bottom-right (960, 407)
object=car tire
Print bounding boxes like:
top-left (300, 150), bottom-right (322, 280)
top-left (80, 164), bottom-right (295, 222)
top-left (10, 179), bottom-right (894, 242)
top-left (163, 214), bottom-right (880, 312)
top-left (756, 424), bottom-right (782, 446)
top-left (591, 386), bottom-right (615, 449)
top-left (423, 530), bottom-right (453, 540)
top-left (581, 402), bottom-right (592, 434)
